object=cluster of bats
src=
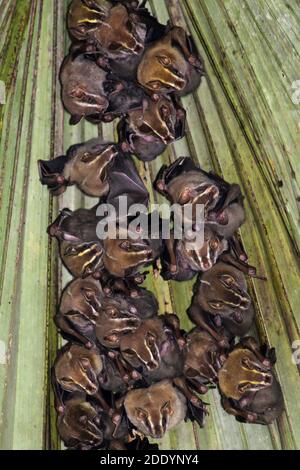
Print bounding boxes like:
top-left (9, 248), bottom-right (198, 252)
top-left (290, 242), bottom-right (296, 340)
top-left (37, 0), bottom-right (284, 451)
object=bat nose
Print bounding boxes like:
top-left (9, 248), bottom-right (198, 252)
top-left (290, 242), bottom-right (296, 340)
top-left (134, 43), bottom-right (143, 54)
top-left (86, 383), bottom-right (98, 395)
top-left (163, 132), bottom-right (175, 145)
top-left (233, 310), bottom-right (244, 323)
top-left (153, 426), bottom-right (164, 439)
top-left (201, 257), bottom-right (212, 270)
top-left (146, 360), bottom-right (158, 370)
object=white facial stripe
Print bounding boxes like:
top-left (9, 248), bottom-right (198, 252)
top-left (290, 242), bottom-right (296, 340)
top-left (75, 101), bottom-right (102, 110)
top-left (133, 340), bottom-right (160, 368)
top-left (200, 280), bottom-right (211, 286)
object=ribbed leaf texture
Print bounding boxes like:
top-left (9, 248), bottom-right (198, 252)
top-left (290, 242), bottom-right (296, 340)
top-left (0, 0), bottom-right (299, 450)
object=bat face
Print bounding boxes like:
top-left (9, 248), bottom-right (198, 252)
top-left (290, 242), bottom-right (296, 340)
top-left (160, 229), bottom-right (228, 282)
top-left (67, 0), bottom-right (111, 41)
top-left (120, 317), bottom-right (182, 378)
top-left (57, 395), bottom-right (104, 449)
top-left (60, 54), bottom-right (109, 124)
top-left (129, 96), bottom-right (183, 145)
top-left (206, 184), bottom-right (245, 238)
top-left (48, 207), bottom-right (103, 279)
top-left (55, 277), bottom-right (102, 346)
top-left (126, 287), bottom-right (159, 319)
top-left (39, 139), bottom-right (119, 197)
top-left (155, 158), bottom-right (245, 238)
top-left (196, 262), bottom-right (252, 322)
top-left (54, 343), bottom-right (103, 396)
top-left (118, 118), bottom-right (165, 162)
top-left (93, 4), bottom-right (146, 59)
top-left (167, 173), bottom-right (219, 212)
top-left (63, 140), bottom-right (119, 197)
top-left (219, 348), bottom-right (273, 402)
top-left (118, 96), bottom-right (185, 162)
top-left (138, 32), bottom-right (188, 94)
top-left (124, 380), bottom-right (187, 439)
top-left (179, 229), bottom-right (228, 273)
top-left (101, 226), bottom-right (161, 279)
top-left (60, 240), bottom-right (103, 279)
top-left (155, 161), bottom-right (220, 218)
top-left (68, 1), bottom-right (146, 59)
top-left (95, 295), bottom-right (142, 348)
top-left (219, 338), bottom-right (284, 425)
top-left (184, 328), bottom-right (223, 385)
top-left (105, 80), bottom-right (146, 119)
top-left (137, 27), bottom-right (203, 96)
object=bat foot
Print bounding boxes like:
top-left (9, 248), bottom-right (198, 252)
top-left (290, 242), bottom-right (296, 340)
top-left (178, 337), bottom-right (186, 350)
top-left (187, 400), bottom-right (206, 428)
top-left (121, 141), bottom-right (131, 153)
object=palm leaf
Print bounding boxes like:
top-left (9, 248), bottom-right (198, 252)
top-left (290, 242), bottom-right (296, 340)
top-left (0, 0), bottom-right (299, 450)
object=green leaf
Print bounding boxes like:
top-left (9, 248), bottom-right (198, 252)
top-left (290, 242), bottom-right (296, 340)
top-left (0, 0), bottom-right (299, 450)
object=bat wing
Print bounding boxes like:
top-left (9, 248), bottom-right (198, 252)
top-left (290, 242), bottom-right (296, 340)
top-left (106, 155), bottom-right (149, 213)
top-left (154, 157), bottom-right (197, 194)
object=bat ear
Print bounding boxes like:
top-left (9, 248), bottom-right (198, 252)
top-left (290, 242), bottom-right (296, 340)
top-left (154, 157), bottom-right (196, 191)
top-left (38, 156), bottom-right (69, 195)
top-left (153, 165), bottom-right (168, 194)
top-left (47, 209), bottom-right (72, 238)
top-left (174, 108), bottom-right (186, 140)
top-left (222, 184), bottom-right (243, 209)
top-left (70, 114), bottom-right (83, 125)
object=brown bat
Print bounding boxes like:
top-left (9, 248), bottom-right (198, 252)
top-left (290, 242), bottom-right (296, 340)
top-left (137, 26), bottom-right (204, 97)
top-left (38, 139), bottom-right (119, 196)
top-left (155, 157), bottom-right (246, 239)
top-left (218, 337), bottom-right (284, 425)
top-left (191, 262), bottom-right (255, 338)
top-left (120, 315), bottom-right (185, 385)
top-left (118, 94), bottom-right (186, 162)
top-left (124, 380), bottom-right (187, 439)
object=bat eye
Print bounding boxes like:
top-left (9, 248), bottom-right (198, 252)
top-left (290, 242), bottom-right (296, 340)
top-left (210, 238), bottom-right (219, 250)
top-left (94, 416), bottom-right (101, 426)
top-left (80, 152), bottom-right (92, 162)
top-left (139, 123), bottom-right (153, 134)
top-left (185, 367), bottom-right (198, 378)
top-left (108, 308), bottom-right (118, 318)
top-left (81, 287), bottom-right (95, 300)
top-left (158, 55), bottom-right (171, 66)
top-left (126, 19), bottom-right (133, 32)
top-left (179, 188), bottom-right (191, 204)
top-left (70, 88), bottom-right (85, 99)
top-left (136, 407), bottom-right (148, 420)
top-left (161, 400), bottom-right (173, 415)
top-left (221, 275), bottom-right (235, 287)
top-left (208, 301), bottom-right (223, 310)
top-left (123, 348), bottom-right (136, 357)
top-left (79, 415), bottom-right (88, 426)
top-left (120, 241), bottom-right (131, 250)
top-left (148, 80), bottom-right (162, 90)
top-left (61, 377), bottom-right (73, 385)
top-left (109, 42), bottom-right (121, 51)
top-left (160, 105), bottom-right (170, 119)
top-left (146, 333), bottom-right (156, 346)
top-left (80, 358), bottom-right (91, 371)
